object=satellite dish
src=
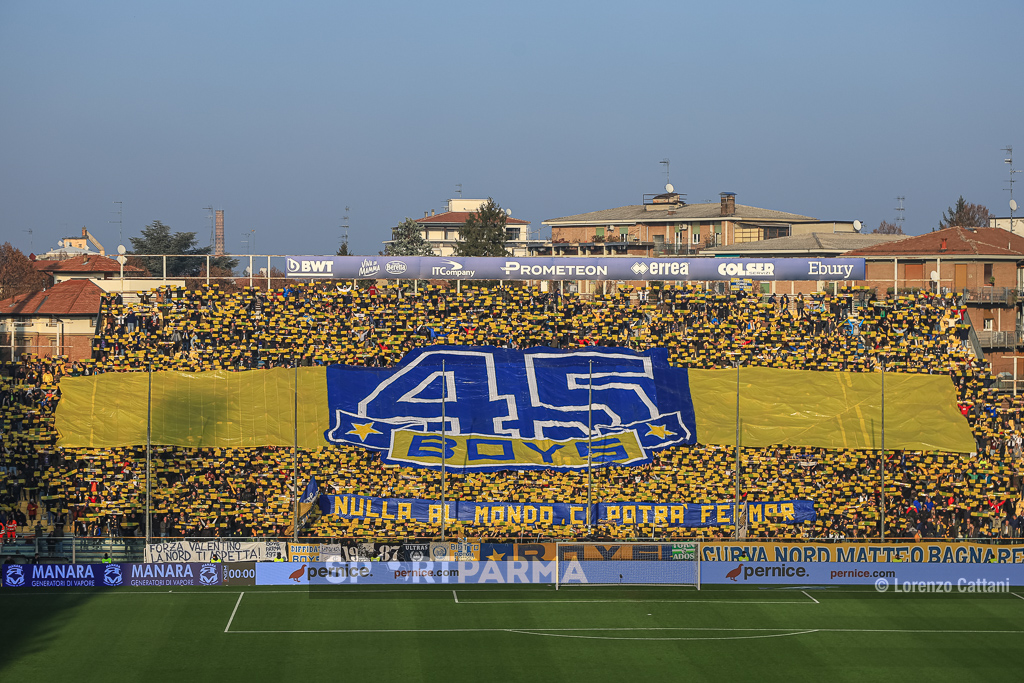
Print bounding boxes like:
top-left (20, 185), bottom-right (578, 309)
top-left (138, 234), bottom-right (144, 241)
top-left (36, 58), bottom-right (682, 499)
top-left (116, 255), bottom-right (127, 266)
top-left (930, 270), bottom-right (939, 282)
top-left (57, 240), bottom-right (64, 248)
top-left (1012, 199), bottom-right (1018, 212)
top-left (117, 244), bottom-right (127, 255)
top-left (505, 208), bottom-right (512, 216)
top-left (665, 183), bottom-right (675, 194)
top-left (853, 220), bottom-right (862, 232)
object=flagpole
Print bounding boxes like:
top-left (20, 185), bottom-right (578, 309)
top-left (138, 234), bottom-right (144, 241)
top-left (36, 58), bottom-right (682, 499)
top-left (734, 359), bottom-right (741, 541)
top-left (441, 359), bottom-right (447, 542)
top-left (880, 360), bottom-right (885, 542)
top-left (587, 360), bottom-right (593, 530)
top-left (292, 362), bottom-right (299, 542)
top-left (145, 362), bottom-right (152, 546)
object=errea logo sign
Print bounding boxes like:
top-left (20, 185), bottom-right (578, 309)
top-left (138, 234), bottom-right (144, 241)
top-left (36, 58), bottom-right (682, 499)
top-left (287, 258), bottom-right (334, 276)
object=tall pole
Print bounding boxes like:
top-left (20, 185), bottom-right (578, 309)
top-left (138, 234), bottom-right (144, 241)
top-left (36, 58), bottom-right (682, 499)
top-left (880, 361), bottom-right (886, 542)
top-left (734, 360), bottom-right (741, 540)
top-left (145, 362), bottom-right (152, 545)
top-left (441, 359), bottom-right (447, 541)
top-left (586, 360), bottom-right (593, 530)
top-left (292, 363), bottom-right (299, 541)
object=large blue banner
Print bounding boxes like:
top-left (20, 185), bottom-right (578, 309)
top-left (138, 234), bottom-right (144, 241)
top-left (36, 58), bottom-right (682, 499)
top-left (286, 256), bottom-right (865, 281)
top-left (325, 346), bottom-right (696, 471)
top-left (319, 494), bottom-right (815, 528)
top-left (1, 562), bottom-right (223, 588)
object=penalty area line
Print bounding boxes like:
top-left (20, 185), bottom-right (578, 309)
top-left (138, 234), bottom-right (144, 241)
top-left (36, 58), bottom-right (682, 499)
top-left (802, 590), bottom-right (820, 604)
top-left (224, 592), bottom-right (244, 633)
top-left (456, 599), bottom-right (816, 605)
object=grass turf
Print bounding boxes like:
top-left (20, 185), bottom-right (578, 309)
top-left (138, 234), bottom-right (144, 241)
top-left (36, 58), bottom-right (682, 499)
top-left (1, 584), bottom-right (1022, 682)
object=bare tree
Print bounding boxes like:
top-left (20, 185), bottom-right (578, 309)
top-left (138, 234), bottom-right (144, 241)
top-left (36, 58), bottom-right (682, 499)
top-left (0, 243), bottom-right (48, 300)
top-left (872, 220), bottom-right (905, 235)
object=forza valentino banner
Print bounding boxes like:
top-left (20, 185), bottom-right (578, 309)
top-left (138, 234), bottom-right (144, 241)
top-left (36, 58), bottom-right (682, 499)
top-left (285, 256), bottom-right (865, 281)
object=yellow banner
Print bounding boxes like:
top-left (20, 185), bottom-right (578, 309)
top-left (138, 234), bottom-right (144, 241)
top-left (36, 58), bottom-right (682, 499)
top-left (386, 430), bottom-right (647, 470)
top-left (688, 367), bottom-right (976, 453)
top-left (54, 368), bottom-right (330, 449)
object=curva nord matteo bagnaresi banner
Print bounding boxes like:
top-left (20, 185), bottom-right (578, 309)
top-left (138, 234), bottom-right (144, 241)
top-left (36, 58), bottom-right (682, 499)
top-left (285, 256), bottom-right (865, 281)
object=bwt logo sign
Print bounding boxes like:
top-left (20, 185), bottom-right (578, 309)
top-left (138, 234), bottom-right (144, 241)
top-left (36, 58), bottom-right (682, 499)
top-left (287, 258), bottom-right (334, 274)
top-left (717, 262), bottom-right (774, 277)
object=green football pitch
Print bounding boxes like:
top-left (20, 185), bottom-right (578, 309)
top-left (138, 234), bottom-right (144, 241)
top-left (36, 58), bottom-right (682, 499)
top-left (2, 584), bottom-right (1023, 682)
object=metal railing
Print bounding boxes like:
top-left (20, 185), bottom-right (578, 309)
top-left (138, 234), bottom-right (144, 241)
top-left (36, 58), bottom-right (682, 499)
top-left (975, 330), bottom-right (1020, 348)
top-left (962, 287), bottom-right (1016, 305)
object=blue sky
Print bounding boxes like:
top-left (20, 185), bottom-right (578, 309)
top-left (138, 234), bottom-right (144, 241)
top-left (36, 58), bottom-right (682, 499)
top-left (1, 1), bottom-right (1021, 257)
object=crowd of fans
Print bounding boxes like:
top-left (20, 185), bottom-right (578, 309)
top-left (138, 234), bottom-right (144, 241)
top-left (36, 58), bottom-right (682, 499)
top-left (1, 280), bottom-right (1022, 544)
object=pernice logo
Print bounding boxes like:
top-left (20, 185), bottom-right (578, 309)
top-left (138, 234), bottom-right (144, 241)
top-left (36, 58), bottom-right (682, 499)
top-left (385, 260), bottom-right (408, 275)
top-left (288, 258), bottom-right (334, 274)
top-left (432, 259), bottom-right (475, 278)
top-left (718, 262), bottom-right (774, 277)
top-left (358, 259), bottom-right (381, 277)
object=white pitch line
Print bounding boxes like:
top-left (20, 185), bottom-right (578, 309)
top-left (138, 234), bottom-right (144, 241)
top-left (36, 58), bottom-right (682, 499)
top-left (225, 626), bottom-right (1024, 635)
top-left (453, 590), bottom-right (459, 604)
top-left (224, 592), bottom-right (244, 633)
top-left (504, 628), bottom-right (821, 642)
top-left (1012, 592), bottom-right (1024, 601)
top-left (456, 599), bottom-right (816, 605)
top-left (802, 590), bottom-right (820, 604)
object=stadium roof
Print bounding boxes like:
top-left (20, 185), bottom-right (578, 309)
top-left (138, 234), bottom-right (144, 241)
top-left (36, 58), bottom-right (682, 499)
top-left (843, 226), bottom-right (1024, 258)
top-left (543, 202), bottom-right (816, 226)
top-left (0, 278), bottom-right (103, 317)
top-left (701, 232), bottom-right (907, 256)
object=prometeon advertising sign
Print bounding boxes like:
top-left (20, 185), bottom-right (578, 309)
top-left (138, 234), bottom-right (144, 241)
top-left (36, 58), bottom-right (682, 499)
top-left (285, 256), bottom-right (865, 281)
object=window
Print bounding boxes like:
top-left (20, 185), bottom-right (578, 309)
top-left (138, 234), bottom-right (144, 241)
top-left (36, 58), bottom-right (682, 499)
top-left (984, 263), bottom-right (993, 283)
top-left (595, 227), bottom-right (605, 239)
top-left (505, 228), bottom-right (519, 241)
top-left (984, 318), bottom-right (994, 331)
top-left (762, 226), bottom-right (791, 240)
top-left (692, 231), bottom-right (700, 244)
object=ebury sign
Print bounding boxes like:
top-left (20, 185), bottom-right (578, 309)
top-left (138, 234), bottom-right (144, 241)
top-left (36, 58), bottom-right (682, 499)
top-left (701, 541), bottom-right (1024, 564)
top-left (285, 256), bottom-right (865, 281)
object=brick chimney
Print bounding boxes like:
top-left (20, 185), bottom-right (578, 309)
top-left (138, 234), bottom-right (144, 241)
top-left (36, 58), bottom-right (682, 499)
top-left (720, 192), bottom-right (736, 216)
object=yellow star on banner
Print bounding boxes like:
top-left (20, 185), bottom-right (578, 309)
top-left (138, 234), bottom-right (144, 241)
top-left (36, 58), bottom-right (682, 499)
top-left (486, 551), bottom-right (505, 561)
top-left (645, 424), bottom-right (676, 440)
top-left (347, 422), bottom-right (382, 442)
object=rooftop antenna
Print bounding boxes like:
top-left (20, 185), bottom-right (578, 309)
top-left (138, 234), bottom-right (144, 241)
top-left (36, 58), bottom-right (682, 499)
top-left (110, 200), bottom-right (123, 244)
top-left (23, 228), bottom-right (33, 251)
top-left (203, 206), bottom-right (215, 248)
top-left (895, 196), bottom-right (905, 231)
top-left (455, 183), bottom-right (463, 198)
top-left (1005, 146), bottom-right (1021, 234)
top-left (660, 158), bottom-right (670, 187)
top-left (340, 205), bottom-right (350, 251)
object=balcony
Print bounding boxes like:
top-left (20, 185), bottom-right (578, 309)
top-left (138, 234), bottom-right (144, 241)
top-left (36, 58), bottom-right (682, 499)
top-left (962, 287), bottom-right (1016, 305)
top-left (975, 330), bottom-right (1020, 348)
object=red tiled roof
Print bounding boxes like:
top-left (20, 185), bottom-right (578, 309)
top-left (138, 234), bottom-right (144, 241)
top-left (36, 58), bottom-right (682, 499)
top-left (414, 211), bottom-right (529, 225)
top-left (31, 259), bottom-right (59, 271)
top-left (35, 254), bottom-right (144, 274)
top-left (844, 227), bottom-right (1024, 257)
top-left (0, 279), bottom-right (103, 317)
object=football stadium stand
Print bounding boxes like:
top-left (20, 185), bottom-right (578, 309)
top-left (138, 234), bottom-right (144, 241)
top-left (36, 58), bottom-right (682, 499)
top-left (2, 282), bottom-right (1023, 546)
